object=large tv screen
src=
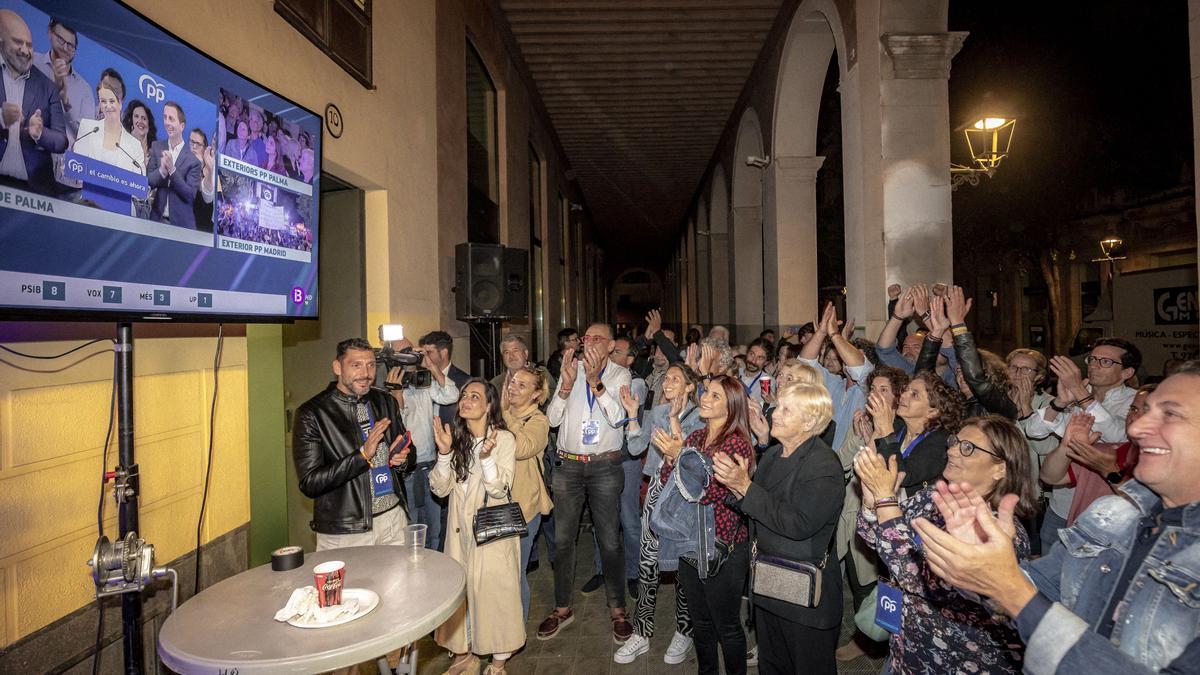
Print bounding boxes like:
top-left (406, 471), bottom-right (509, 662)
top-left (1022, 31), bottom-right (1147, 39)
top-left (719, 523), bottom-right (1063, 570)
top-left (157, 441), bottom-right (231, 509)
top-left (0, 0), bottom-right (321, 321)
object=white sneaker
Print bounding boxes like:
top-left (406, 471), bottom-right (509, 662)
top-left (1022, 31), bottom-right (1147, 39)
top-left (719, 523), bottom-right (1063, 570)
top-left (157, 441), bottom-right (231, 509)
top-left (664, 631), bottom-right (693, 665)
top-left (746, 644), bottom-right (758, 667)
top-left (613, 633), bottom-right (650, 664)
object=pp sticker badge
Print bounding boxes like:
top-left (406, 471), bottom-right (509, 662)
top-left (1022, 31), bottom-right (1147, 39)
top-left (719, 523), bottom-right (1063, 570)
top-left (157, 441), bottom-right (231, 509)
top-left (369, 465), bottom-right (395, 498)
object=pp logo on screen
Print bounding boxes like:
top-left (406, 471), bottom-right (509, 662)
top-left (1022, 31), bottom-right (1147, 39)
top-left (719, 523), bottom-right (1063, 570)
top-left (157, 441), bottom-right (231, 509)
top-left (291, 287), bottom-right (306, 305)
top-left (879, 595), bottom-right (897, 613)
top-left (138, 74), bottom-right (166, 103)
top-left (66, 157), bottom-right (84, 174)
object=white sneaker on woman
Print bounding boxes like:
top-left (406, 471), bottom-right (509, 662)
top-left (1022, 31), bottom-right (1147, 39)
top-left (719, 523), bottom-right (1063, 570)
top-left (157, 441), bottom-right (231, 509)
top-left (664, 632), bottom-right (693, 664)
top-left (613, 633), bottom-right (650, 664)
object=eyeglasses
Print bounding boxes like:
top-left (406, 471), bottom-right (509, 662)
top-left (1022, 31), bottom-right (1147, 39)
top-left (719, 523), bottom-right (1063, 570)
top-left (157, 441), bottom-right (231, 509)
top-left (1084, 355), bottom-right (1124, 368)
top-left (51, 31), bottom-right (77, 52)
top-left (947, 434), bottom-right (1003, 461)
top-left (1007, 365), bottom-right (1037, 376)
top-left (580, 335), bottom-right (607, 343)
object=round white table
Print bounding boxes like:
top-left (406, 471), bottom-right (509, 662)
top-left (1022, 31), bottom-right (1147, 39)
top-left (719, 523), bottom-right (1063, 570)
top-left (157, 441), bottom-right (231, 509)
top-left (158, 546), bottom-right (466, 674)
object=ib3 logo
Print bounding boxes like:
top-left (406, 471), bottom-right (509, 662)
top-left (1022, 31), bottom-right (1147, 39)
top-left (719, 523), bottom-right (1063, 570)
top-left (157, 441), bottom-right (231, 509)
top-left (138, 74), bottom-right (166, 103)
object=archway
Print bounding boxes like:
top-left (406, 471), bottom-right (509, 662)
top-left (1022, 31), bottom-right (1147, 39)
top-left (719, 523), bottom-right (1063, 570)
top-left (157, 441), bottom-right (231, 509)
top-left (731, 110), bottom-right (766, 343)
top-left (771, 3), bottom-right (844, 330)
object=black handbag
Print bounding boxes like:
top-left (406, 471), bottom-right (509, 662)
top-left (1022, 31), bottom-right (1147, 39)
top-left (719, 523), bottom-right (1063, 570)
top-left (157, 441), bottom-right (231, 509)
top-left (472, 488), bottom-right (528, 546)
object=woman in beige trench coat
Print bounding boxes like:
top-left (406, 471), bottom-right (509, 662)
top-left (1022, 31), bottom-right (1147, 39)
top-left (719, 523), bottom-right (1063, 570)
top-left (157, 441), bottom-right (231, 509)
top-left (431, 379), bottom-right (526, 675)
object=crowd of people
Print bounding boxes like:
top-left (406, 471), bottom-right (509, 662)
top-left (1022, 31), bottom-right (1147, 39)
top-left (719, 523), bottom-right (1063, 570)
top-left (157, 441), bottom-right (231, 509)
top-left (293, 283), bottom-right (1200, 675)
top-left (218, 89), bottom-right (315, 182)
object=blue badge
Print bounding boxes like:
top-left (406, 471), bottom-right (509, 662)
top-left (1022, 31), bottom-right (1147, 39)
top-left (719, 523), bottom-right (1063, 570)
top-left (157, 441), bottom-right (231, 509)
top-left (369, 465), bottom-right (395, 499)
top-left (875, 581), bottom-right (903, 634)
top-left (582, 420), bottom-right (600, 445)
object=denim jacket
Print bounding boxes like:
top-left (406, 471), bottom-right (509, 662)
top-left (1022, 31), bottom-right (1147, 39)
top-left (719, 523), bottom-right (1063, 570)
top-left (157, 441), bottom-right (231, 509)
top-left (651, 446), bottom-right (718, 578)
top-left (1019, 480), bottom-right (1200, 673)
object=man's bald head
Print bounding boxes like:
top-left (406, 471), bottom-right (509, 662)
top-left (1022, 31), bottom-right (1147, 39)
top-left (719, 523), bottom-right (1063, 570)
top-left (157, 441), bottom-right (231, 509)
top-left (0, 10), bottom-right (33, 75)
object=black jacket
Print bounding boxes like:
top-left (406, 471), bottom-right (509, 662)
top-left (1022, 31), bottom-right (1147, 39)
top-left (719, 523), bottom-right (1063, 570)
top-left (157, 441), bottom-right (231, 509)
top-left (875, 426), bottom-right (950, 490)
top-left (914, 331), bottom-right (1017, 419)
top-left (737, 436), bottom-right (845, 628)
top-left (292, 383), bottom-right (416, 535)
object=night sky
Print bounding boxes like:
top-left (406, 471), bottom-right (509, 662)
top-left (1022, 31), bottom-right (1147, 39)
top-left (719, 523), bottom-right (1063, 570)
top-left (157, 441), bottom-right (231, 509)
top-left (949, 1), bottom-right (1194, 230)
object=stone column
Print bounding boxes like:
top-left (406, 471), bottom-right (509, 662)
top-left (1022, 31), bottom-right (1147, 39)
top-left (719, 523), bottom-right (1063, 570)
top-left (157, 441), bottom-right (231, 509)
top-left (877, 31), bottom-right (966, 293)
top-left (731, 204), bottom-right (764, 342)
top-left (709, 232), bottom-right (731, 326)
top-left (769, 155), bottom-right (825, 331)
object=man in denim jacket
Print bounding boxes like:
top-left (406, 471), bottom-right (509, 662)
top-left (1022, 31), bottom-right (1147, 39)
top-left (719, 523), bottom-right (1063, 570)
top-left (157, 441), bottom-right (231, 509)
top-left (914, 362), bottom-right (1200, 673)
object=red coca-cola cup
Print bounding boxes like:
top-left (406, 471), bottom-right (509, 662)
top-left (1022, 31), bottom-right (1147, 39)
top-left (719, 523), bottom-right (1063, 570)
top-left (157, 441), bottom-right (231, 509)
top-left (313, 560), bottom-right (345, 607)
top-left (760, 375), bottom-right (772, 399)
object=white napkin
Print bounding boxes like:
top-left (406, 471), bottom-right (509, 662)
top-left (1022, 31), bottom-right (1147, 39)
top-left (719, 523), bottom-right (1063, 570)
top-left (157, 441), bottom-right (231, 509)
top-left (274, 586), bottom-right (360, 624)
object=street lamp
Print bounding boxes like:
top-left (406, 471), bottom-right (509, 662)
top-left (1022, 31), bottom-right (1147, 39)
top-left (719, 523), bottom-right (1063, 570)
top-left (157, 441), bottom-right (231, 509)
top-left (951, 116), bottom-right (1017, 189)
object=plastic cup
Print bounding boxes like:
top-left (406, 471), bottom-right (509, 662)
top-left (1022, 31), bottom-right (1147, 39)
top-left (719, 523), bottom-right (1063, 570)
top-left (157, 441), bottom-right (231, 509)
top-left (313, 560), bottom-right (345, 607)
top-left (406, 524), bottom-right (427, 561)
top-left (760, 375), bottom-right (772, 398)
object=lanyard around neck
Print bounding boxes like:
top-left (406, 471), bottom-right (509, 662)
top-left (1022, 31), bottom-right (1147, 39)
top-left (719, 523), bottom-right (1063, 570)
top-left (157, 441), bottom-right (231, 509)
top-left (586, 365), bottom-right (607, 411)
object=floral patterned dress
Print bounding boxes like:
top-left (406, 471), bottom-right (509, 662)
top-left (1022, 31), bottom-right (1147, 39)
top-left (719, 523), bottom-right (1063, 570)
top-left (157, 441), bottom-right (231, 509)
top-left (856, 488), bottom-right (1029, 674)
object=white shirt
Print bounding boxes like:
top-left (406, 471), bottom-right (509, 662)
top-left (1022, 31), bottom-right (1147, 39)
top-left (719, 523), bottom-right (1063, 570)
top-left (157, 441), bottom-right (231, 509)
top-left (1025, 383), bottom-right (1137, 444)
top-left (738, 367), bottom-right (768, 404)
top-left (1, 62), bottom-right (29, 181)
top-left (546, 361), bottom-right (632, 455)
top-left (398, 376), bottom-right (459, 464)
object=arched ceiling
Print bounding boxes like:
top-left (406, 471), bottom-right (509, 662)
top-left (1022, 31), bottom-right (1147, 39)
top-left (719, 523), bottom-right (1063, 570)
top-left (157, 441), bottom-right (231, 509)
top-left (497, 0), bottom-right (784, 267)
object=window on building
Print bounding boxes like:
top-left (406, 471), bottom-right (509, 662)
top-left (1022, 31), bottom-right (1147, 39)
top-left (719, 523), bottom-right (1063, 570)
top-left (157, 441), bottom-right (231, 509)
top-left (529, 145), bottom-right (546, 361)
top-left (275, 0), bottom-right (372, 87)
top-left (467, 44), bottom-right (499, 244)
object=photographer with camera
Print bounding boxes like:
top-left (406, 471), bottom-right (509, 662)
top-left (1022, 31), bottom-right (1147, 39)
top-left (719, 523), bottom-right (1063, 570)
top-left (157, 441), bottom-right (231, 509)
top-left (383, 337), bottom-right (459, 553)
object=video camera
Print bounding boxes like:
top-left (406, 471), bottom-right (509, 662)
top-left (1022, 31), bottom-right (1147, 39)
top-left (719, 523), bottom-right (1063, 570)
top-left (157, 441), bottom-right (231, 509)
top-left (375, 324), bottom-right (433, 389)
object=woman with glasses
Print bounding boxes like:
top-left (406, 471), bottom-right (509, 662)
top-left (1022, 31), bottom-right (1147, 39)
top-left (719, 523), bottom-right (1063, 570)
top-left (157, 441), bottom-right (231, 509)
top-left (854, 414), bottom-right (1038, 674)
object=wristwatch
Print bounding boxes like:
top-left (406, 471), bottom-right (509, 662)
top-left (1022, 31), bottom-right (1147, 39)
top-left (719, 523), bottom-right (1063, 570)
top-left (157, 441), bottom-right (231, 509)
top-left (1105, 468), bottom-right (1124, 485)
top-left (592, 381), bottom-right (605, 394)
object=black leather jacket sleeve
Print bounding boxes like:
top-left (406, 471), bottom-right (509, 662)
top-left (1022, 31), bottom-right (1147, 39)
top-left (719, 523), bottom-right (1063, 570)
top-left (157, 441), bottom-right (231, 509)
top-left (293, 403), bottom-right (370, 499)
top-left (953, 330), bottom-right (1018, 419)
top-left (914, 336), bottom-right (941, 374)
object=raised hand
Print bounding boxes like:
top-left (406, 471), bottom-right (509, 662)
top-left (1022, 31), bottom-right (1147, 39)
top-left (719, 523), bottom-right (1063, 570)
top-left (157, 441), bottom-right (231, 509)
top-left (894, 287), bottom-right (916, 319)
top-left (911, 283), bottom-right (930, 318)
top-left (946, 285), bottom-right (973, 325)
top-left (619, 384), bottom-right (640, 417)
top-left (583, 344), bottom-right (605, 385)
top-left (1049, 356), bottom-right (1086, 402)
top-left (479, 428), bottom-right (497, 459)
top-left (1066, 435), bottom-right (1119, 477)
top-left (645, 309), bottom-right (663, 337)
top-left (685, 343), bottom-right (700, 369)
top-left (841, 316), bottom-right (856, 340)
top-left (1063, 412), bottom-right (1096, 447)
top-left (699, 342), bottom-right (717, 375)
top-left (26, 109), bottom-right (43, 142)
top-left (361, 418), bottom-right (392, 459)
top-left (748, 400), bottom-right (770, 446)
top-left (852, 408), bottom-right (876, 442)
top-left (1008, 375), bottom-right (1034, 416)
top-left (927, 295), bottom-right (951, 335)
top-left (866, 391), bottom-right (896, 437)
top-left (433, 419), bottom-right (454, 455)
top-left (652, 414), bottom-right (685, 460)
top-left (558, 347), bottom-right (578, 394)
top-left (888, 283), bottom-right (902, 300)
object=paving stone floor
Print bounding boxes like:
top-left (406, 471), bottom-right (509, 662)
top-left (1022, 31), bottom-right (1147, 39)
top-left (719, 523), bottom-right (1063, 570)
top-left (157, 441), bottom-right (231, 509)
top-left (395, 533), bottom-right (886, 675)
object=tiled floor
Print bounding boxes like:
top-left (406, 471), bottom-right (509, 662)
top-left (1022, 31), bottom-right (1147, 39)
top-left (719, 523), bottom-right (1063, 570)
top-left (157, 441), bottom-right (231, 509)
top-left (399, 533), bottom-right (886, 675)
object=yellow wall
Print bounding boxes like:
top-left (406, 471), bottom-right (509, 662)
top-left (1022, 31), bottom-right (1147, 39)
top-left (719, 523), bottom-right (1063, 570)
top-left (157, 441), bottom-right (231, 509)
top-left (0, 335), bottom-right (247, 647)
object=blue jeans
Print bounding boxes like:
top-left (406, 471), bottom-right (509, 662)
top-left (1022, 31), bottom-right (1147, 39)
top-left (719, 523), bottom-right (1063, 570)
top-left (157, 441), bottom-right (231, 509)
top-left (404, 463), bottom-right (443, 551)
top-left (520, 512), bottom-right (543, 621)
top-left (1039, 507), bottom-right (1067, 557)
top-left (592, 455), bottom-right (643, 580)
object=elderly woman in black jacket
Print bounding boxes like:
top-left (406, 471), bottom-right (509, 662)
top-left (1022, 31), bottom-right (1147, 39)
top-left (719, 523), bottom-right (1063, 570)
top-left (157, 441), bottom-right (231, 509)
top-left (916, 287), bottom-right (1017, 419)
top-left (713, 382), bottom-right (845, 675)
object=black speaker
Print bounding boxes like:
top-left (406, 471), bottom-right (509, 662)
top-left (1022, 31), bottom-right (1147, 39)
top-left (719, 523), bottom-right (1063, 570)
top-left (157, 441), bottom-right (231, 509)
top-left (455, 243), bottom-right (529, 320)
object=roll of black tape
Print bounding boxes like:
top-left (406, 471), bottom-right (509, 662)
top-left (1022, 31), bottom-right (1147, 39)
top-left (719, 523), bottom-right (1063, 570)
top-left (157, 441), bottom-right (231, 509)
top-left (271, 545), bottom-right (304, 571)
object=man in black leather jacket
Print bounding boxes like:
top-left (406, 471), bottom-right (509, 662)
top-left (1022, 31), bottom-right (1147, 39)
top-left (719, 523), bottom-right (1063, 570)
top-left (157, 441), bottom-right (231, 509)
top-left (293, 337), bottom-right (416, 549)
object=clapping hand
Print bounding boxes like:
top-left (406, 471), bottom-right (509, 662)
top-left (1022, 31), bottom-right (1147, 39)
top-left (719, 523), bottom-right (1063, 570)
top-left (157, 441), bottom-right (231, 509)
top-left (433, 419), bottom-right (454, 455)
top-left (1008, 375), bottom-right (1034, 416)
top-left (558, 347), bottom-right (579, 394)
top-left (1066, 433), bottom-right (1119, 477)
top-left (1, 102), bottom-right (20, 128)
top-left (26, 109), bottom-right (43, 142)
top-left (852, 408), bottom-right (876, 442)
top-left (479, 429), bottom-right (497, 459)
top-left (583, 344), bottom-right (606, 386)
top-left (713, 451), bottom-right (752, 498)
top-left (865, 391), bottom-right (896, 437)
top-left (894, 286), bottom-right (916, 319)
top-left (699, 342), bottom-right (718, 375)
top-left (160, 148), bottom-right (175, 176)
top-left (748, 400), bottom-right (770, 446)
top-left (619, 384), bottom-right (640, 418)
top-left (911, 283), bottom-right (931, 319)
top-left (361, 418), bottom-right (392, 460)
top-left (651, 414), bottom-right (685, 461)
top-left (1049, 356), bottom-right (1087, 404)
top-left (853, 445), bottom-right (906, 510)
